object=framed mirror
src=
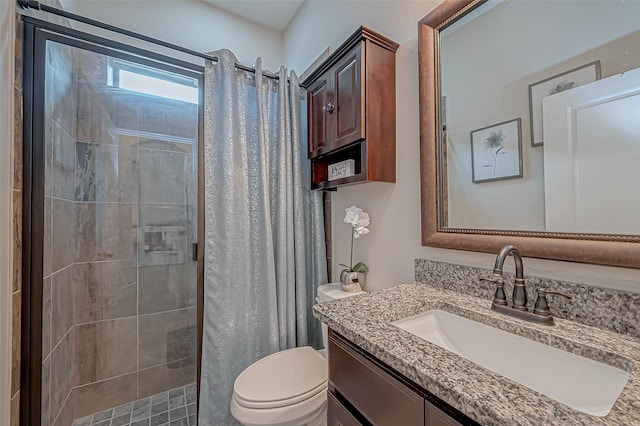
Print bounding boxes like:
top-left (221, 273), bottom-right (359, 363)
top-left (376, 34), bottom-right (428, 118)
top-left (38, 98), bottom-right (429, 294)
top-left (418, 0), bottom-right (640, 268)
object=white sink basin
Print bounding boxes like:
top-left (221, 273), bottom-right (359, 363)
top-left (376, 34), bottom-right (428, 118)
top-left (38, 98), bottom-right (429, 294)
top-left (392, 310), bottom-right (629, 416)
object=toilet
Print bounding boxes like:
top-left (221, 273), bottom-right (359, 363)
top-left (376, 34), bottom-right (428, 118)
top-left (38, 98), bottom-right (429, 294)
top-left (230, 283), bottom-right (365, 426)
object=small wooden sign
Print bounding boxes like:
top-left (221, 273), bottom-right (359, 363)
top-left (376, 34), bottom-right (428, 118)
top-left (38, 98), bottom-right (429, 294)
top-left (328, 159), bottom-right (355, 181)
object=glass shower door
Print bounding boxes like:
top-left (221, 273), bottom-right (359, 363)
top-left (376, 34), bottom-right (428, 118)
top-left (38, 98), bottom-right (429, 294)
top-left (37, 33), bottom-right (200, 426)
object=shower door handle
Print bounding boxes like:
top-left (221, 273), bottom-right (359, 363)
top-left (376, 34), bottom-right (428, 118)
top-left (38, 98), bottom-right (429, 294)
top-left (192, 242), bottom-right (198, 261)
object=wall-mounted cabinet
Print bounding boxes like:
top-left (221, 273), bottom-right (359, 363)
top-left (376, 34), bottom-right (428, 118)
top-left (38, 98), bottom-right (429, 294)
top-left (302, 26), bottom-right (398, 190)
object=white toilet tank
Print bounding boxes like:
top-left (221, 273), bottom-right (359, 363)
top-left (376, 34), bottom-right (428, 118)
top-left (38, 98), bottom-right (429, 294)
top-left (316, 283), bottom-right (365, 349)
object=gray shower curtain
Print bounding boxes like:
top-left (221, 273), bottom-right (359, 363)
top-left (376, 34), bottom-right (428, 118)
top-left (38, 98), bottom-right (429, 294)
top-left (199, 49), bottom-right (327, 425)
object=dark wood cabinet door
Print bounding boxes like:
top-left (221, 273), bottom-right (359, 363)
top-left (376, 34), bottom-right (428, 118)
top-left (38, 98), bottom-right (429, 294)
top-left (307, 76), bottom-right (331, 158)
top-left (425, 401), bottom-right (462, 426)
top-left (331, 42), bottom-right (365, 151)
top-left (329, 334), bottom-right (424, 426)
top-left (327, 393), bottom-right (365, 426)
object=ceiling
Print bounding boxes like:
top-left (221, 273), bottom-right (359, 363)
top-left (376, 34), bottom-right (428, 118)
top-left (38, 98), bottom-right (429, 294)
top-left (202, 0), bottom-right (306, 31)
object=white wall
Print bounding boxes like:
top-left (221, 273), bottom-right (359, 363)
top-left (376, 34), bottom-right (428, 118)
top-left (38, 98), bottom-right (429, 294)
top-left (0, 1), bottom-right (15, 423)
top-left (60, 0), bottom-right (284, 71)
top-left (284, 0), bottom-right (640, 294)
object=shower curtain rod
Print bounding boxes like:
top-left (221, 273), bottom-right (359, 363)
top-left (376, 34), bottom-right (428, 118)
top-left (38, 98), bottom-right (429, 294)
top-left (17, 0), bottom-right (284, 81)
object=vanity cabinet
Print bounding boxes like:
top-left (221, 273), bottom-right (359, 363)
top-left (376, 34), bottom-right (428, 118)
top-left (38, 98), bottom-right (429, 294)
top-left (327, 330), bottom-right (480, 426)
top-left (302, 26), bottom-right (398, 190)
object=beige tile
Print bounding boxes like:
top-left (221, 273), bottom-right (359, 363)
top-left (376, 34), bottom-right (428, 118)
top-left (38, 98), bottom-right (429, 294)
top-left (71, 372), bottom-right (137, 420)
top-left (46, 42), bottom-right (76, 138)
top-left (136, 137), bottom-right (194, 154)
top-left (76, 202), bottom-right (134, 262)
top-left (138, 307), bottom-right (196, 369)
top-left (138, 264), bottom-right (196, 315)
top-left (137, 97), bottom-right (198, 140)
top-left (74, 48), bottom-right (107, 85)
top-left (42, 276), bottom-right (52, 360)
top-left (75, 141), bottom-right (138, 202)
top-left (51, 122), bottom-right (76, 200)
top-left (72, 261), bottom-right (136, 324)
top-left (138, 358), bottom-right (197, 399)
top-left (51, 267), bottom-right (73, 347)
top-left (42, 356), bottom-right (51, 426)
top-left (12, 190), bottom-right (21, 293)
top-left (11, 291), bottom-right (21, 397)
top-left (14, 13), bottom-right (23, 91)
top-left (76, 83), bottom-right (117, 145)
top-left (52, 392), bottom-right (74, 426)
top-left (91, 91), bottom-right (139, 141)
top-left (74, 318), bottom-right (137, 385)
top-left (74, 82), bottom-right (93, 143)
top-left (138, 148), bottom-right (188, 204)
top-left (10, 391), bottom-right (19, 426)
top-left (43, 196), bottom-right (52, 278)
top-left (50, 329), bottom-right (74, 425)
top-left (13, 86), bottom-right (22, 190)
top-left (44, 117), bottom-right (53, 197)
top-left (51, 198), bottom-right (76, 272)
top-left (185, 156), bottom-right (197, 208)
top-left (139, 202), bottom-right (187, 227)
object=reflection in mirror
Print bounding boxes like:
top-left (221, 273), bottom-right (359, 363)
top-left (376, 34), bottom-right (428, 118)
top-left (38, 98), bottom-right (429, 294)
top-left (439, 0), bottom-right (640, 234)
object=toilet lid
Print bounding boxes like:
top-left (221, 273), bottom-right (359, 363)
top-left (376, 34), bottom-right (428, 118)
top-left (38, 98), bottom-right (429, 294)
top-left (317, 283), bottom-right (365, 303)
top-left (234, 346), bottom-right (328, 409)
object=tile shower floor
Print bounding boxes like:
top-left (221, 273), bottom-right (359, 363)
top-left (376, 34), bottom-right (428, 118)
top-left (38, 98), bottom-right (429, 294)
top-left (72, 384), bottom-right (197, 426)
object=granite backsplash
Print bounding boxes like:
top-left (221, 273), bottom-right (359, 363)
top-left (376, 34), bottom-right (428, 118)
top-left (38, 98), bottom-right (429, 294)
top-left (415, 259), bottom-right (640, 339)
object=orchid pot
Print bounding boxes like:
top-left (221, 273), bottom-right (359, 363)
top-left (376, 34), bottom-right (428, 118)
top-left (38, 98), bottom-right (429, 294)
top-left (339, 269), bottom-right (366, 293)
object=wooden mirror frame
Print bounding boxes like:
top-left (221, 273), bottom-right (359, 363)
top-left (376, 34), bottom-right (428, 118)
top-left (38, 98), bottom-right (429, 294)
top-left (418, 0), bottom-right (640, 269)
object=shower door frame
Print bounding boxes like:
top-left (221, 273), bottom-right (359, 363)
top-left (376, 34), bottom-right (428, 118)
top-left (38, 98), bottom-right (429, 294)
top-left (21, 17), bottom-right (206, 426)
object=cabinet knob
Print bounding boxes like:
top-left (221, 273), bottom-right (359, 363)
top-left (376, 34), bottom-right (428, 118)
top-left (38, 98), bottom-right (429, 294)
top-left (322, 103), bottom-right (334, 114)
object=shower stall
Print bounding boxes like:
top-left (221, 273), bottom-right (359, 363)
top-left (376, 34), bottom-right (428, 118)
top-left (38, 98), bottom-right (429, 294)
top-left (21, 14), bottom-right (203, 426)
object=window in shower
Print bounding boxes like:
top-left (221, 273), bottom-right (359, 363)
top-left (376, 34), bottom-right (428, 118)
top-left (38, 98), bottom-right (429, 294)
top-left (23, 21), bottom-right (203, 426)
top-left (111, 60), bottom-right (199, 104)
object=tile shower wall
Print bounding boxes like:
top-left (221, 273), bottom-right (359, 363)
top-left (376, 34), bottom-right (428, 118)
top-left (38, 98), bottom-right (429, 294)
top-left (44, 38), bottom-right (80, 426)
top-left (38, 44), bottom-right (198, 425)
top-left (415, 258), bottom-right (640, 338)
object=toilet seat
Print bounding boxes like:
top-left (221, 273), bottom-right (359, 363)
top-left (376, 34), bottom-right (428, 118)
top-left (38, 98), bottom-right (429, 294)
top-left (231, 347), bottom-right (328, 426)
top-left (233, 346), bottom-right (328, 409)
top-left (230, 386), bottom-right (327, 426)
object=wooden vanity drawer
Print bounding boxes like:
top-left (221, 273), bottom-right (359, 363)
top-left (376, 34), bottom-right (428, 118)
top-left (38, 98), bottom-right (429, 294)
top-left (328, 392), bottom-right (364, 426)
top-left (425, 400), bottom-right (461, 426)
top-left (329, 332), bottom-right (424, 425)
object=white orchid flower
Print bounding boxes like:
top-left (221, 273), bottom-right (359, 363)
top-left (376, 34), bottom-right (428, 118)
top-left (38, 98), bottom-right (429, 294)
top-left (354, 226), bottom-right (369, 238)
top-left (343, 205), bottom-right (370, 274)
top-left (344, 206), bottom-right (362, 226)
top-left (357, 212), bottom-right (370, 228)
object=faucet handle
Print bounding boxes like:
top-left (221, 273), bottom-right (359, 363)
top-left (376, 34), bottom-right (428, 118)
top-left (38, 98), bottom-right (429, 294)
top-left (479, 274), bottom-right (503, 284)
top-left (533, 288), bottom-right (572, 316)
top-left (480, 273), bottom-right (508, 306)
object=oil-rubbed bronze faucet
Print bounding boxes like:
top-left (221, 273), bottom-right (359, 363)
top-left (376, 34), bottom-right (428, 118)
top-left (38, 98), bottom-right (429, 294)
top-left (481, 244), bottom-right (572, 325)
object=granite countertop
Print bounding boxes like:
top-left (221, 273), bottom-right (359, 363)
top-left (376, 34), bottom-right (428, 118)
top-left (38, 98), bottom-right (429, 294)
top-left (313, 283), bottom-right (640, 426)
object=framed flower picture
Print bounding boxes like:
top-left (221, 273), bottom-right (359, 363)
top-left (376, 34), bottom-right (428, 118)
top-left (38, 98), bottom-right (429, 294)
top-left (528, 60), bottom-right (601, 147)
top-left (471, 118), bottom-right (523, 183)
